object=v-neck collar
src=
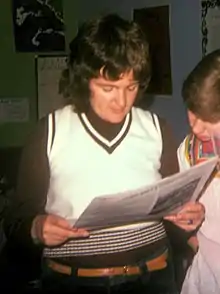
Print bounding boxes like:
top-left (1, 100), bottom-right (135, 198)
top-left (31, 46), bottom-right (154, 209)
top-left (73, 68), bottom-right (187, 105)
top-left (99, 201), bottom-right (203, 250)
top-left (78, 109), bottom-right (132, 153)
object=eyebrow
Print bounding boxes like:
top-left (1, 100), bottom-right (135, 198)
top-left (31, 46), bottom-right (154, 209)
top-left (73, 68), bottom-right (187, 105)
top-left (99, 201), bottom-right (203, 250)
top-left (96, 81), bottom-right (139, 87)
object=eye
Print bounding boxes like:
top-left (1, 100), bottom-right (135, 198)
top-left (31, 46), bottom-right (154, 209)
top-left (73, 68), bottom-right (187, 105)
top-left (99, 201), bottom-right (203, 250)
top-left (127, 84), bottom-right (138, 91)
top-left (102, 86), bottom-right (114, 92)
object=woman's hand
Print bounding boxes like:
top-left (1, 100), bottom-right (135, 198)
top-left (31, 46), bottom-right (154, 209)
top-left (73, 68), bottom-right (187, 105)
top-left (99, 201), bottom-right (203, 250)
top-left (164, 201), bottom-right (205, 231)
top-left (31, 214), bottom-right (89, 246)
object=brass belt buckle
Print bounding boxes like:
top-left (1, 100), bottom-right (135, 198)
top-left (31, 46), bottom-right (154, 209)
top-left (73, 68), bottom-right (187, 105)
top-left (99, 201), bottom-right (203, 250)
top-left (123, 265), bottom-right (129, 275)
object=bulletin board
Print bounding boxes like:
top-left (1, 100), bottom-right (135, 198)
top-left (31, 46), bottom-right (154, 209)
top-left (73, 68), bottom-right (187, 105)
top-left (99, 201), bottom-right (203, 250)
top-left (36, 55), bottom-right (67, 119)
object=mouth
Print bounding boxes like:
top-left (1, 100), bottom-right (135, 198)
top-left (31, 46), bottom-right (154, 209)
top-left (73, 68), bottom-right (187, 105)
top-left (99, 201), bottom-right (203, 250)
top-left (111, 107), bottom-right (126, 114)
top-left (196, 134), bottom-right (211, 141)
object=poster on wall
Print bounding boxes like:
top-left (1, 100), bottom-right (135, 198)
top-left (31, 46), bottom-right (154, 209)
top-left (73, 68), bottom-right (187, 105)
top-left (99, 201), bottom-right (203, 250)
top-left (133, 5), bottom-right (172, 96)
top-left (36, 55), bottom-right (67, 119)
top-left (201, 0), bottom-right (220, 56)
top-left (12, 0), bottom-right (65, 52)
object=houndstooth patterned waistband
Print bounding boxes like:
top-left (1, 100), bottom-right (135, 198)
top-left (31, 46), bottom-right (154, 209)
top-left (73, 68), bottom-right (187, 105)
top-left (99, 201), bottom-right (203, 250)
top-left (43, 222), bottom-right (166, 258)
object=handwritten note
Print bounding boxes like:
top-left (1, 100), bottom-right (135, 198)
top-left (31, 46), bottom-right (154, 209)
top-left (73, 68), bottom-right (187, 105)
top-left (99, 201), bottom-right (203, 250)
top-left (0, 97), bottom-right (29, 123)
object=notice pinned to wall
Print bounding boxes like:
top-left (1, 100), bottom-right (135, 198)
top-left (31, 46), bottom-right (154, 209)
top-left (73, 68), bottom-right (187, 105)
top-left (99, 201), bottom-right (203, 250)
top-left (0, 97), bottom-right (29, 123)
top-left (201, 0), bottom-right (220, 56)
top-left (36, 55), bottom-right (67, 119)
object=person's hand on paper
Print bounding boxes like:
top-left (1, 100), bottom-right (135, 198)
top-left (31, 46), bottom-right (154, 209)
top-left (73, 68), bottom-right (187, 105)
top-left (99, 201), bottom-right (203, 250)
top-left (31, 214), bottom-right (89, 246)
top-left (164, 201), bottom-right (205, 231)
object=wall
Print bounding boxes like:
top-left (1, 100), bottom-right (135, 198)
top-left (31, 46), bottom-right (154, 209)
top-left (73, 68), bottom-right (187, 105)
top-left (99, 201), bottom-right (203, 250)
top-left (0, 0), bottom-right (77, 147)
top-left (0, 1), bottom-right (35, 147)
top-left (0, 0), bottom-right (201, 146)
top-left (74, 0), bottom-right (202, 142)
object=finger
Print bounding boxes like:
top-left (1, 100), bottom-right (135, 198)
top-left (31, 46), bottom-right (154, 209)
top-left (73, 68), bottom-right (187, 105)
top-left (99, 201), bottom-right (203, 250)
top-left (43, 230), bottom-right (89, 246)
top-left (176, 218), bottom-right (202, 229)
top-left (49, 215), bottom-right (73, 229)
top-left (43, 215), bottom-right (89, 240)
top-left (171, 220), bottom-right (198, 231)
top-left (70, 228), bottom-right (90, 238)
top-left (179, 202), bottom-right (204, 214)
top-left (172, 217), bottom-right (201, 230)
top-left (51, 217), bottom-right (90, 236)
top-left (164, 215), bottom-right (177, 221)
top-left (44, 223), bottom-right (75, 239)
top-left (176, 203), bottom-right (205, 220)
top-left (44, 233), bottom-right (69, 246)
top-left (173, 219), bottom-right (200, 227)
top-left (176, 211), bottom-right (203, 222)
top-left (48, 225), bottom-right (89, 238)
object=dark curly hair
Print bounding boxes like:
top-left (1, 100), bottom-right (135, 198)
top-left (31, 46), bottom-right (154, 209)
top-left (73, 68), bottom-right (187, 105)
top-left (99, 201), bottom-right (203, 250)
top-left (61, 14), bottom-right (151, 112)
top-left (182, 49), bottom-right (220, 123)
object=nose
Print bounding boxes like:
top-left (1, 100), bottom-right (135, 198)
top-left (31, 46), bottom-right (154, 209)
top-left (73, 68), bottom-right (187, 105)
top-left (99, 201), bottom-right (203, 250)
top-left (116, 90), bottom-right (126, 109)
top-left (191, 118), bottom-right (205, 136)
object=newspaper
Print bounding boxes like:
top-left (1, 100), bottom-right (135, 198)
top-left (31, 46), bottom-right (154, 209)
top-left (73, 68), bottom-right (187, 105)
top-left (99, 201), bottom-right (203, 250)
top-left (74, 157), bottom-right (218, 231)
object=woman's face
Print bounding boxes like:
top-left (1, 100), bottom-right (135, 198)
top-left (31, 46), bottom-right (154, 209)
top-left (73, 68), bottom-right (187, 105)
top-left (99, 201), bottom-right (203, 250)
top-left (89, 71), bottom-right (139, 123)
top-left (188, 110), bottom-right (220, 141)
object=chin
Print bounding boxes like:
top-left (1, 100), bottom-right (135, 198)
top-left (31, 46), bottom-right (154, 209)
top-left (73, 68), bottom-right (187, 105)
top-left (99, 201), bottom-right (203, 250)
top-left (108, 115), bottom-right (126, 124)
top-left (196, 135), bottom-right (211, 142)
top-left (102, 112), bottom-right (126, 123)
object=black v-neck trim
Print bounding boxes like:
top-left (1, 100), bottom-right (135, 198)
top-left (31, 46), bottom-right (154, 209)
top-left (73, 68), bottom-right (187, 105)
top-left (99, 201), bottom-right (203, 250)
top-left (78, 111), bottom-right (132, 154)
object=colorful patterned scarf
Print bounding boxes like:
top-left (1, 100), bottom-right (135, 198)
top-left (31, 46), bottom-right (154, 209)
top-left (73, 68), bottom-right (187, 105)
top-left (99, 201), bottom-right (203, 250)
top-left (185, 133), bottom-right (216, 166)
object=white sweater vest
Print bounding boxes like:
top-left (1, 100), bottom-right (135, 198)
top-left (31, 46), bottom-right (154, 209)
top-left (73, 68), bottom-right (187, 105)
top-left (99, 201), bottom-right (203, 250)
top-left (46, 106), bottom-right (162, 230)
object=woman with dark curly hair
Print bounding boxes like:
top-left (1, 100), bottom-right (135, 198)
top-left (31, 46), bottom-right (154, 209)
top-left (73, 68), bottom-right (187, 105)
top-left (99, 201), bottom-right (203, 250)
top-left (4, 14), bottom-right (204, 294)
